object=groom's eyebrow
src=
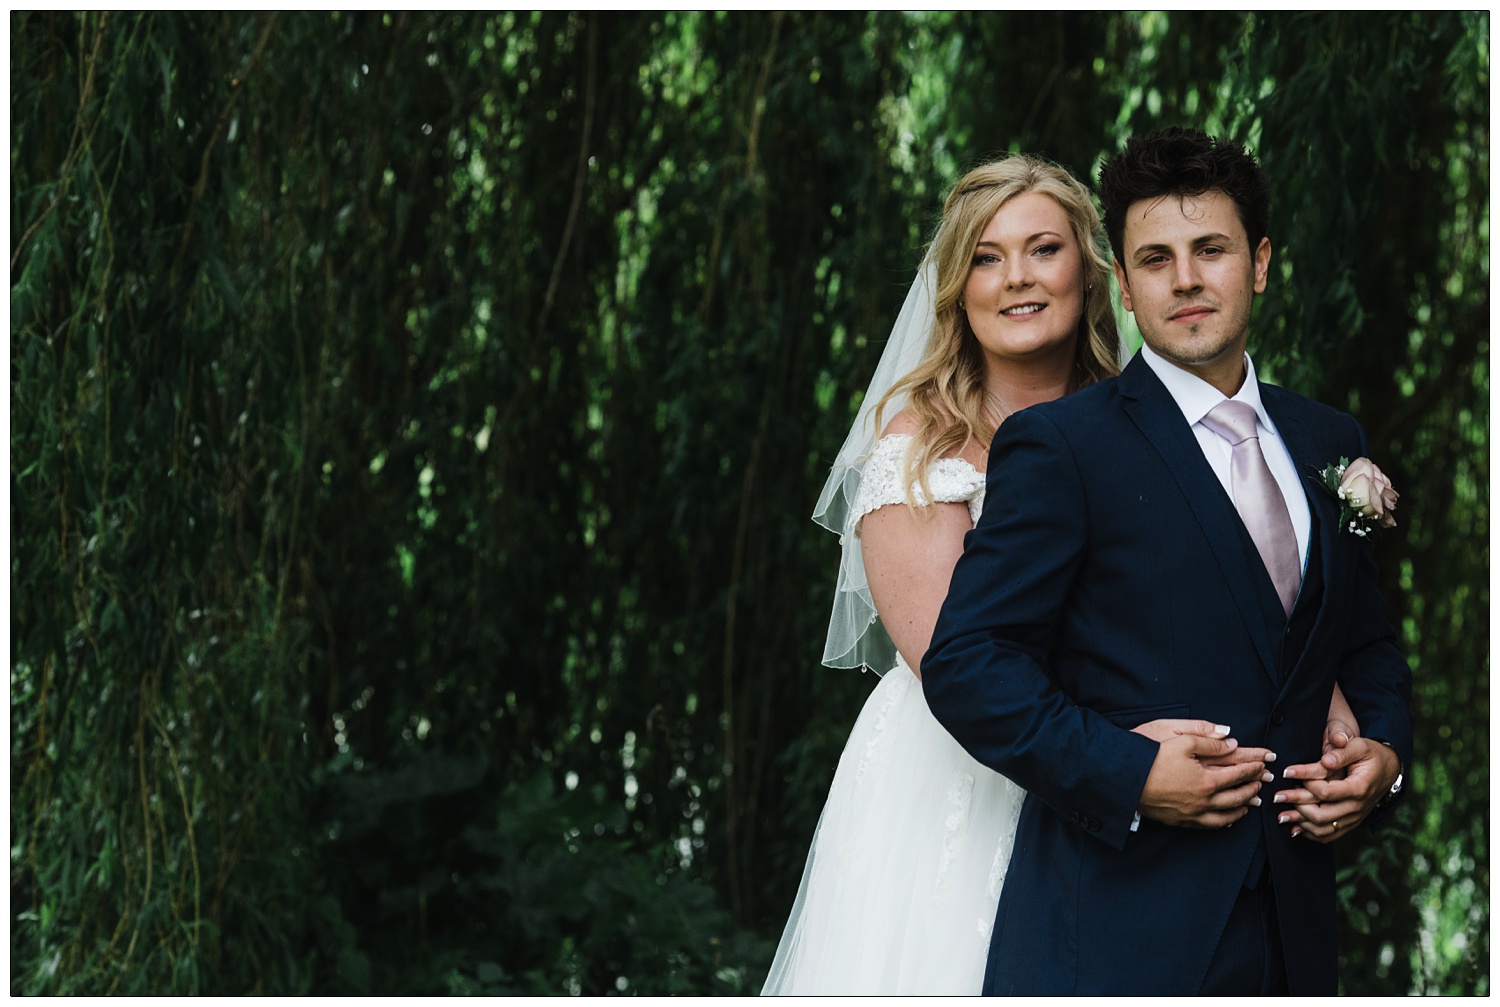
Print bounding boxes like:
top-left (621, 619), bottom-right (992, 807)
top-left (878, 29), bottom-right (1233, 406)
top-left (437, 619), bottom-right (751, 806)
top-left (1130, 233), bottom-right (1240, 261)
top-left (1129, 241), bottom-right (1172, 262)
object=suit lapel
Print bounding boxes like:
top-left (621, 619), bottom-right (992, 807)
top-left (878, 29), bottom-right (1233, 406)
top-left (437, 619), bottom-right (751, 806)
top-left (1118, 356), bottom-right (1280, 682)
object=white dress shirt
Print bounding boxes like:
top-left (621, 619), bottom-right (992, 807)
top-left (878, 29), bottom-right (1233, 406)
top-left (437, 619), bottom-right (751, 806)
top-left (1138, 343), bottom-right (1313, 569)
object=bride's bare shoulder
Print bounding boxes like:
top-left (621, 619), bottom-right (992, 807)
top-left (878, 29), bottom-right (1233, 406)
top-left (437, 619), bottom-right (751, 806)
top-left (879, 408), bottom-right (922, 439)
top-left (880, 407), bottom-right (986, 470)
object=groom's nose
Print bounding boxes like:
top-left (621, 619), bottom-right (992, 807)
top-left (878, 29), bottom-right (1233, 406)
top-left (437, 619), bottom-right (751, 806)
top-left (1171, 257), bottom-right (1203, 294)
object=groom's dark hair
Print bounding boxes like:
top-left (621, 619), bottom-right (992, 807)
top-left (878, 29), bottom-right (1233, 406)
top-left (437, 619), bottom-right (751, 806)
top-left (1097, 127), bottom-right (1270, 264)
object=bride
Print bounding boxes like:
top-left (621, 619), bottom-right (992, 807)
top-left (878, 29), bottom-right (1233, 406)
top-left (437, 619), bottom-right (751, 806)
top-left (762, 155), bottom-right (1360, 994)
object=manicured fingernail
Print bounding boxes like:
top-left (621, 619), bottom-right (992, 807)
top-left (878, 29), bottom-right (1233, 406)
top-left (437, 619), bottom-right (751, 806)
top-left (1272, 791), bottom-right (1287, 802)
top-left (1250, 797), bottom-right (1262, 807)
top-left (1266, 752), bottom-right (1277, 762)
top-left (1262, 772), bottom-right (1275, 783)
top-left (1283, 767), bottom-right (1298, 779)
top-left (1213, 724), bottom-right (1231, 737)
top-left (1291, 827), bottom-right (1302, 837)
top-left (1278, 813), bottom-right (1291, 824)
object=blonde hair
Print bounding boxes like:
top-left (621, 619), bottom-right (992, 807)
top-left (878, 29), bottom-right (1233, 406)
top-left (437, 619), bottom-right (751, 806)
top-left (874, 154), bottom-right (1120, 509)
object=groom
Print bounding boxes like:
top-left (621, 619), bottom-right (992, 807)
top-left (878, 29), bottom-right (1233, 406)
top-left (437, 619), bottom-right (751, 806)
top-left (922, 128), bottom-right (1412, 994)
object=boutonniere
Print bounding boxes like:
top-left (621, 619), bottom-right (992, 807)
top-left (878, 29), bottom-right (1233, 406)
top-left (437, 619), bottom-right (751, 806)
top-left (1313, 457), bottom-right (1400, 537)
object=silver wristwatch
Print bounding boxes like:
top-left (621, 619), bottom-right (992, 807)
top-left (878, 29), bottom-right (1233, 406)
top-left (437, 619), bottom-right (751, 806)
top-left (1374, 740), bottom-right (1404, 808)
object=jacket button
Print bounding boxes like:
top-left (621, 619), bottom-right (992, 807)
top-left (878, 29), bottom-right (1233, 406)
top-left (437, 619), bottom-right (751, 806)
top-left (1087, 819), bottom-right (1101, 832)
top-left (1271, 709), bottom-right (1285, 726)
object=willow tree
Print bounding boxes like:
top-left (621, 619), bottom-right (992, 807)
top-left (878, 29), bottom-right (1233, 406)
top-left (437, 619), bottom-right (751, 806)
top-left (11, 10), bottom-right (1486, 996)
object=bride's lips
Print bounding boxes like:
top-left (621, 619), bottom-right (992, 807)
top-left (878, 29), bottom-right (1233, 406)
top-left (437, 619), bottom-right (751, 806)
top-left (1168, 304), bottom-right (1215, 324)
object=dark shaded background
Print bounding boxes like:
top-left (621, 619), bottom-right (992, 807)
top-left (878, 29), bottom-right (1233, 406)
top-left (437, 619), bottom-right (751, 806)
top-left (10, 11), bottom-right (1487, 994)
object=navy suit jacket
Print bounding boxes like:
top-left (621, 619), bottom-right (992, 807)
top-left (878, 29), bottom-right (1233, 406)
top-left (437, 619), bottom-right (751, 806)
top-left (922, 353), bottom-right (1413, 995)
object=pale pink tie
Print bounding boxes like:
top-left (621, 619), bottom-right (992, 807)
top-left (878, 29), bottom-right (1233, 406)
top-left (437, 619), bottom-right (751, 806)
top-left (1200, 401), bottom-right (1302, 616)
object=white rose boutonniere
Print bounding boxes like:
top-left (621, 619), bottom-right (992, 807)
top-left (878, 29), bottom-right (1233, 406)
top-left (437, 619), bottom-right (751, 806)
top-left (1313, 456), bottom-right (1400, 537)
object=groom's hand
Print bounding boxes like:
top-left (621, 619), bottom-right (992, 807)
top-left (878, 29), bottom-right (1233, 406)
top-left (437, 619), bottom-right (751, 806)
top-left (1272, 737), bottom-right (1401, 843)
top-left (1137, 734), bottom-right (1273, 829)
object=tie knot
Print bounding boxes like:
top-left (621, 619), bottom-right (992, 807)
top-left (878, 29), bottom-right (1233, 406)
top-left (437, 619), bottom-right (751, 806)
top-left (1201, 400), bottom-right (1260, 445)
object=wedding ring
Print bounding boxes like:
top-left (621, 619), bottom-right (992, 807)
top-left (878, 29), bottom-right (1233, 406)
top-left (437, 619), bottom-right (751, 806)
top-left (1332, 820), bottom-right (1341, 831)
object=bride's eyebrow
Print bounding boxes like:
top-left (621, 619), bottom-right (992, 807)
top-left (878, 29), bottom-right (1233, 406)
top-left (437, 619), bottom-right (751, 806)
top-left (975, 231), bottom-right (1065, 249)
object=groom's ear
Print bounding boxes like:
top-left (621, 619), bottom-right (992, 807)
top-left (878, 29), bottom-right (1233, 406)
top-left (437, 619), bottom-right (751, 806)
top-left (1252, 237), bottom-right (1271, 294)
top-left (1113, 260), bottom-right (1133, 311)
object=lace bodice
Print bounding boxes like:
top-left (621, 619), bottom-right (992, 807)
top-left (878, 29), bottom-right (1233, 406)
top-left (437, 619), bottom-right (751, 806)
top-left (850, 433), bottom-right (986, 532)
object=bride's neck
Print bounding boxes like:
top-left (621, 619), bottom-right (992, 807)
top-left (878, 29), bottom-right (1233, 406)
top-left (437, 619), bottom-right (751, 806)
top-left (984, 360), bottom-right (1074, 415)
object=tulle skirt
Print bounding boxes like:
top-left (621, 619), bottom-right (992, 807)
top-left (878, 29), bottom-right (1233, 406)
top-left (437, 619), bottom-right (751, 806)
top-left (762, 661), bottom-right (1026, 995)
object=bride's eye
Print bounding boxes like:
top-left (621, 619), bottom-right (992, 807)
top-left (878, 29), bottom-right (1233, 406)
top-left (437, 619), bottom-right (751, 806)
top-left (1034, 243), bottom-right (1060, 257)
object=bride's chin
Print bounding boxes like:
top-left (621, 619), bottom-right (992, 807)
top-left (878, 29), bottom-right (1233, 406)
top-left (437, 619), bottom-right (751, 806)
top-left (981, 333), bottom-right (1077, 364)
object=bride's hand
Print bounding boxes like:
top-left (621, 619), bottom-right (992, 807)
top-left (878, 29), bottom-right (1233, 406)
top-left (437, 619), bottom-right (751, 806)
top-left (1322, 717), bottom-right (1356, 758)
top-left (1131, 719), bottom-right (1230, 744)
top-left (1132, 719), bottom-right (1275, 770)
top-left (1322, 682), bottom-right (1360, 758)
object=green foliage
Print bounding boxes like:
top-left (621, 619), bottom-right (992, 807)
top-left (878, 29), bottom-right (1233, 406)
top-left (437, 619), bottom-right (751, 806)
top-left (11, 10), bottom-right (1486, 995)
top-left (319, 760), bottom-right (771, 995)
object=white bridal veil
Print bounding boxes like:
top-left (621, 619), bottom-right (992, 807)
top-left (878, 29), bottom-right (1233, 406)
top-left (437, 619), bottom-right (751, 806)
top-left (811, 258), bottom-right (940, 674)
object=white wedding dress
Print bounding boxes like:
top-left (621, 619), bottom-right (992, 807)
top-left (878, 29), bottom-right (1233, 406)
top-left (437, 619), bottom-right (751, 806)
top-left (762, 434), bottom-right (1028, 995)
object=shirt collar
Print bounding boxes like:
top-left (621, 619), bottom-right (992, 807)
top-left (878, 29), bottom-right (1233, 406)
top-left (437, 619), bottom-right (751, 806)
top-left (1137, 342), bottom-right (1278, 435)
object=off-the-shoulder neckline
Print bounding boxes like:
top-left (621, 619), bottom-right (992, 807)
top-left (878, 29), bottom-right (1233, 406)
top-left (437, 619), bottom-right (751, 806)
top-left (871, 432), bottom-right (984, 477)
